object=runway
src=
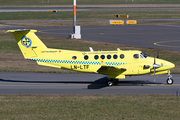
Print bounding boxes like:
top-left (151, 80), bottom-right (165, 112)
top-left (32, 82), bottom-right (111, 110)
top-left (0, 72), bottom-right (180, 95)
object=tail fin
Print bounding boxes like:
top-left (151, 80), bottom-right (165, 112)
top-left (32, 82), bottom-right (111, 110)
top-left (7, 29), bottom-right (48, 58)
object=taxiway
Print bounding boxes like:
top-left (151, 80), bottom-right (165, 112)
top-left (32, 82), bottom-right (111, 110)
top-left (1, 24), bottom-right (180, 51)
top-left (1, 7), bottom-right (180, 12)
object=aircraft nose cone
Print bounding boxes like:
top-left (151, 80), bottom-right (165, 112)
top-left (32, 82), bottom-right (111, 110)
top-left (167, 62), bottom-right (175, 69)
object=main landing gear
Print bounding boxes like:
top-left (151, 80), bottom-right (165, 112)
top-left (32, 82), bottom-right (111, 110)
top-left (106, 79), bottom-right (119, 86)
top-left (167, 71), bottom-right (173, 85)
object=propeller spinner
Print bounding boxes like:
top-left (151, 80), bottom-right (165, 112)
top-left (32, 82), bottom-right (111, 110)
top-left (153, 57), bottom-right (161, 75)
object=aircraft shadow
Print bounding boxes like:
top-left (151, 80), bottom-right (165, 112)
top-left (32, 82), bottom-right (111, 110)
top-left (88, 77), bottom-right (163, 89)
top-left (0, 78), bottom-right (92, 84)
top-left (0, 77), bottom-right (163, 89)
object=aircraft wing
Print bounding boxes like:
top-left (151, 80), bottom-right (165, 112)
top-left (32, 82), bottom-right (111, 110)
top-left (97, 65), bottom-right (126, 73)
top-left (104, 65), bottom-right (126, 71)
top-left (97, 65), bottom-right (126, 79)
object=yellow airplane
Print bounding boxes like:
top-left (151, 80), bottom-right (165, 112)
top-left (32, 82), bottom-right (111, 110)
top-left (7, 29), bottom-right (175, 86)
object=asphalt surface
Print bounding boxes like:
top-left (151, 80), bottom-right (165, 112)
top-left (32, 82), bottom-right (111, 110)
top-left (1, 24), bottom-right (180, 51)
top-left (0, 72), bottom-right (180, 95)
top-left (1, 7), bottom-right (180, 12)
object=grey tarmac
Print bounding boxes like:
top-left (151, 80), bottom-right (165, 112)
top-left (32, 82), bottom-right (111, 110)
top-left (0, 72), bottom-right (180, 95)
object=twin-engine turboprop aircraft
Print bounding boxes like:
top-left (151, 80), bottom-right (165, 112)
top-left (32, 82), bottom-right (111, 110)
top-left (7, 29), bottom-right (175, 86)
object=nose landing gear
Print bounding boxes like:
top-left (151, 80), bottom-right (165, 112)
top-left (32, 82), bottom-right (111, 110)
top-left (167, 71), bottom-right (173, 85)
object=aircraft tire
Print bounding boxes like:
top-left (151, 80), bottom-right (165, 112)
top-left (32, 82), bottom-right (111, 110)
top-left (106, 79), bottom-right (114, 86)
top-left (166, 78), bottom-right (173, 85)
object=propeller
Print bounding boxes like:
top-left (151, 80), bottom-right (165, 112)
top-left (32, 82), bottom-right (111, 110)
top-left (157, 50), bottom-right (159, 58)
top-left (153, 54), bottom-right (161, 82)
top-left (144, 51), bottom-right (161, 75)
top-left (152, 53), bottom-right (161, 81)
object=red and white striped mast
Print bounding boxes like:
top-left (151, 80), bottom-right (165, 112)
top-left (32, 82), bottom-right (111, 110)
top-left (70, 0), bottom-right (81, 39)
top-left (73, 0), bottom-right (76, 29)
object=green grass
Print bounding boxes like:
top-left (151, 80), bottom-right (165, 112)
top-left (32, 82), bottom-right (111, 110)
top-left (0, 41), bottom-right (20, 53)
top-left (1, 10), bottom-right (180, 21)
top-left (0, 95), bottom-right (180, 120)
top-left (0, 0), bottom-right (180, 5)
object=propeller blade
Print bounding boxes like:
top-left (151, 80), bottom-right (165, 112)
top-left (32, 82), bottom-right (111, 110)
top-left (152, 64), bottom-right (161, 76)
top-left (154, 56), bottom-right (156, 64)
top-left (153, 51), bottom-right (159, 81)
top-left (153, 55), bottom-right (161, 75)
top-left (153, 54), bottom-right (161, 75)
top-left (157, 50), bottom-right (159, 58)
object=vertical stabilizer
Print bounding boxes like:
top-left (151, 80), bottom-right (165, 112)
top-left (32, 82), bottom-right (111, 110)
top-left (7, 29), bottom-right (48, 58)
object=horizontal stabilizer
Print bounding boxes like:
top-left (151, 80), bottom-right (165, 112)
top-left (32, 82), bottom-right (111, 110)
top-left (7, 29), bottom-right (37, 33)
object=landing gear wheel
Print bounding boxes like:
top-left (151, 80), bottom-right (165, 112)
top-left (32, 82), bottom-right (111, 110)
top-left (167, 70), bottom-right (173, 85)
top-left (166, 78), bottom-right (173, 85)
top-left (106, 79), bottom-right (114, 86)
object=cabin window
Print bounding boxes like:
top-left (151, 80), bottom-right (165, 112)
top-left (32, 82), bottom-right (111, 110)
top-left (120, 54), bottom-right (125, 59)
top-left (133, 54), bottom-right (139, 59)
top-left (113, 54), bottom-right (118, 59)
top-left (72, 56), bottom-right (77, 60)
top-left (107, 55), bottom-right (111, 59)
top-left (101, 55), bottom-right (105, 59)
top-left (84, 55), bottom-right (89, 60)
top-left (94, 55), bottom-right (99, 60)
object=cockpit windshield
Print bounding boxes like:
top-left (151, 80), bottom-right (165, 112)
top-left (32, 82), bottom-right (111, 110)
top-left (140, 52), bottom-right (148, 58)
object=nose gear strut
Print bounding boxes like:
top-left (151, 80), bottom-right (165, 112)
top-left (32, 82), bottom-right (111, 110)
top-left (167, 70), bottom-right (173, 85)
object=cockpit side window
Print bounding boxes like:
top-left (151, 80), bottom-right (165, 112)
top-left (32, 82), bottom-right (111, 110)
top-left (141, 52), bottom-right (147, 58)
top-left (140, 55), bottom-right (144, 58)
top-left (133, 54), bottom-right (139, 59)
